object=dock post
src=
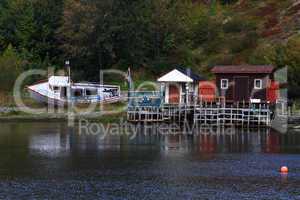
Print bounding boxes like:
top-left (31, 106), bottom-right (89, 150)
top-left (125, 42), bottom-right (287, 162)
top-left (258, 104), bottom-right (261, 126)
top-left (205, 101), bottom-right (207, 125)
top-left (139, 107), bottom-right (142, 121)
top-left (230, 104), bottom-right (233, 125)
top-left (248, 103), bottom-right (250, 126)
top-left (179, 105), bottom-right (181, 124)
top-left (242, 101), bottom-right (245, 127)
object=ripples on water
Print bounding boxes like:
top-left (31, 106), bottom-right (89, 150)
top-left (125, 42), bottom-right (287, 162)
top-left (0, 122), bottom-right (300, 199)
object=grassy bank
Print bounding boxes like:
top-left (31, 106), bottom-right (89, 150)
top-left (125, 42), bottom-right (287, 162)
top-left (0, 92), bottom-right (127, 123)
top-left (0, 112), bottom-right (126, 123)
top-left (0, 109), bottom-right (126, 123)
top-left (0, 91), bottom-right (15, 107)
top-left (0, 90), bottom-right (45, 108)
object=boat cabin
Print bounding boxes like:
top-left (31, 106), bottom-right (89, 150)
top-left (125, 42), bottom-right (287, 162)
top-left (157, 68), bottom-right (206, 104)
top-left (48, 76), bottom-right (120, 101)
top-left (48, 76), bottom-right (70, 99)
top-left (28, 71), bottom-right (122, 106)
top-left (211, 65), bottom-right (275, 103)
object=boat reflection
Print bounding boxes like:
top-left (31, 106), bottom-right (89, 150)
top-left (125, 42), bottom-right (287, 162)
top-left (24, 122), bottom-right (300, 158)
top-left (29, 123), bottom-right (70, 157)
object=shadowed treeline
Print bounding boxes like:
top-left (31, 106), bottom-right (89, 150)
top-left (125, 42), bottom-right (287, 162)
top-left (0, 0), bottom-right (299, 98)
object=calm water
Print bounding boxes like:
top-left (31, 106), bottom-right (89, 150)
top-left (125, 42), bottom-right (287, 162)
top-left (0, 122), bottom-right (300, 199)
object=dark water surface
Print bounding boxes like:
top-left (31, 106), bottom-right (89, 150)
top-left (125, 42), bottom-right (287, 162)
top-left (0, 122), bottom-right (300, 199)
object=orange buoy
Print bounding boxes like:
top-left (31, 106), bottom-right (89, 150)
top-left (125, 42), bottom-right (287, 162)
top-left (280, 166), bottom-right (288, 173)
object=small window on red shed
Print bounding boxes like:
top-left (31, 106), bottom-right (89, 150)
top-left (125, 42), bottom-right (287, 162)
top-left (254, 79), bottom-right (262, 89)
top-left (221, 79), bottom-right (228, 89)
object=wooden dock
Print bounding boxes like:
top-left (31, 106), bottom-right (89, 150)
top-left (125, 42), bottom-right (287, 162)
top-left (126, 90), bottom-right (275, 127)
top-left (193, 102), bottom-right (271, 126)
top-left (127, 102), bottom-right (271, 126)
top-left (127, 104), bottom-right (194, 123)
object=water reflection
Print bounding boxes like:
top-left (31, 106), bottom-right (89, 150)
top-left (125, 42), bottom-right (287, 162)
top-left (127, 124), bottom-right (300, 154)
top-left (0, 122), bottom-right (299, 161)
top-left (29, 124), bottom-right (70, 157)
top-left (1, 122), bottom-right (300, 199)
top-left (6, 123), bottom-right (297, 156)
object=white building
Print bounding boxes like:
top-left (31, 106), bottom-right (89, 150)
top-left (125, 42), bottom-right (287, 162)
top-left (157, 68), bottom-right (206, 104)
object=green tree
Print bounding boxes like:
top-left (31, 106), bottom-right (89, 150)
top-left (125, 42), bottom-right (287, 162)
top-left (59, 0), bottom-right (195, 79)
top-left (284, 35), bottom-right (300, 98)
top-left (0, 44), bottom-right (23, 91)
top-left (0, 0), bottom-right (63, 68)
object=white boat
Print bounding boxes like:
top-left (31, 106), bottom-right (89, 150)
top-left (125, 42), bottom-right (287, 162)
top-left (27, 76), bottom-right (121, 106)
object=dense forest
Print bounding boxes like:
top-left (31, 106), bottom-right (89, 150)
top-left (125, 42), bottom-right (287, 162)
top-left (0, 0), bottom-right (300, 97)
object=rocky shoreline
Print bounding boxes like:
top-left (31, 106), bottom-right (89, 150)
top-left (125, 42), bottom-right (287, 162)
top-left (288, 115), bottom-right (300, 124)
top-left (0, 106), bottom-right (300, 127)
top-left (0, 107), bottom-right (19, 114)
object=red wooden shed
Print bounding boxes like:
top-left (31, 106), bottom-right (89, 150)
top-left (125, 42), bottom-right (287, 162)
top-left (198, 81), bottom-right (217, 102)
top-left (211, 65), bottom-right (276, 103)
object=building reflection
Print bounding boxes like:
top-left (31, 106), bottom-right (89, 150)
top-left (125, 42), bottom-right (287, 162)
top-left (27, 122), bottom-right (300, 157)
top-left (3, 121), bottom-right (298, 179)
top-left (128, 124), bottom-right (286, 154)
top-left (264, 129), bottom-right (281, 153)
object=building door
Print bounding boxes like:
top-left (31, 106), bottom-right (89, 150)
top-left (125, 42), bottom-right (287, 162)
top-left (234, 76), bottom-right (249, 102)
top-left (169, 84), bottom-right (180, 104)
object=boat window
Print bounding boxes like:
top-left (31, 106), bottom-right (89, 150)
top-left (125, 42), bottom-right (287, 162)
top-left (86, 88), bottom-right (97, 96)
top-left (61, 87), bottom-right (67, 98)
top-left (104, 88), bottom-right (118, 96)
top-left (254, 79), bottom-right (262, 89)
top-left (221, 79), bottom-right (228, 89)
top-left (53, 86), bottom-right (60, 92)
top-left (112, 89), bottom-right (118, 96)
top-left (73, 89), bottom-right (83, 97)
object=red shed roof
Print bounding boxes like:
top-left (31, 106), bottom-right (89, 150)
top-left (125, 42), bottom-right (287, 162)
top-left (211, 65), bottom-right (274, 74)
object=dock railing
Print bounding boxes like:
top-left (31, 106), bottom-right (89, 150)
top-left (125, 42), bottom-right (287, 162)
top-left (193, 101), bottom-right (271, 126)
top-left (127, 92), bottom-right (272, 126)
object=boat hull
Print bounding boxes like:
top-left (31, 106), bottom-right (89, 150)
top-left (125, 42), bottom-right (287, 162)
top-left (27, 78), bottom-right (123, 107)
top-left (27, 87), bottom-right (123, 107)
top-left (28, 88), bottom-right (66, 107)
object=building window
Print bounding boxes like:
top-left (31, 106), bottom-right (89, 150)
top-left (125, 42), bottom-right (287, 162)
top-left (221, 79), bottom-right (228, 89)
top-left (254, 79), bottom-right (262, 89)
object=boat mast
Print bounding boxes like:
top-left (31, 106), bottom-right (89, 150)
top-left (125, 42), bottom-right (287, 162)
top-left (127, 67), bottom-right (133, 94)
top-left (65, 60), bottom-right (71, 83)
top-left (65, 60), bottom-right (72, 101)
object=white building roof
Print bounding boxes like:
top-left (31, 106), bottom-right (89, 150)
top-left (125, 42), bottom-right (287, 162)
top-left (49, 76), bottom-right (70, 86)
top-left (157, 69), bottom-right (193, 83)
